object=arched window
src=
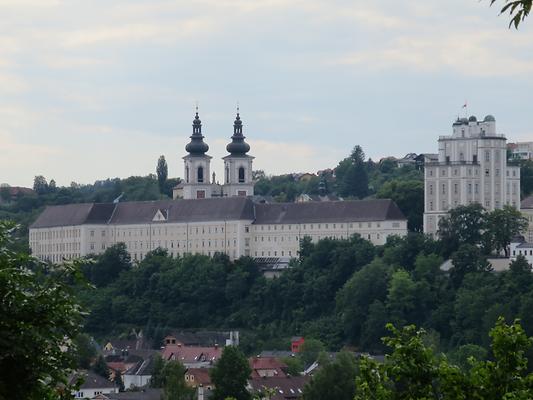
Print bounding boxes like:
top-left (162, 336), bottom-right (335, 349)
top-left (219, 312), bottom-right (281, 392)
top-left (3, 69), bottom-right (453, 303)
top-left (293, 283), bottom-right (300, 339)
top-left (238, 167), bottom-right (245, 183)
top-left (225, 166), bottom-right (229, 184)
top-left (185, 166), bottom-right (189, 183)
top-left (197, 166), bottom-right (204, 183)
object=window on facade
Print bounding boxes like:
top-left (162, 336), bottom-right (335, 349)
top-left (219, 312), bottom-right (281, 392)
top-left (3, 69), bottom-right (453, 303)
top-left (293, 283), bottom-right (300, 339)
top-left (238, 167), bottom-right (245, 183)
top-left (442, 184), bottom-right (446, 195)
top-left (473, 154), bottom-right (478, 163)
top-left (186, 166), bottom-right (190, 183)
top-left (485, 169), bottom-right (490, 176)
top-left (197, 166), bottom-right (204, 183)
top-left (485, 151), bottom-right (490, 162)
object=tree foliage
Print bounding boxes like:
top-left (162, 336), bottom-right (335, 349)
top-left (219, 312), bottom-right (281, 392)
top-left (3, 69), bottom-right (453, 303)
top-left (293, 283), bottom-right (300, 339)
top-left (162, 360), bottom-right (194, 400)
top-left (0, 221), bottom-right (86, 399)
top-left (491, 0), bottom-right (532, 28)
top-left (210, 346), bottom-right (251, 400)
top-left (303, 351), bottom-right (357, 400)
top-left (355, 318), bottom-right (533, 399)
top-left (157, 155), bottom-right (169, 196)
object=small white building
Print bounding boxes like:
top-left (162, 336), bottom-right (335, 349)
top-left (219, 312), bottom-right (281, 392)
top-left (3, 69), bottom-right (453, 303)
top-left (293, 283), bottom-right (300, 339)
top-left (71, 370), bottom-right (118, 399)
top-left (123, 358), bottom-right (153, 390)
top-left (510, 235), bottom-right (533, 266)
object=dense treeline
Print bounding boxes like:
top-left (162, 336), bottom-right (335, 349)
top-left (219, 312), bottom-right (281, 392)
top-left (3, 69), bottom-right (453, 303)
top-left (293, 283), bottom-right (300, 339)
top-left (77, 204), bottom-right (532, 361)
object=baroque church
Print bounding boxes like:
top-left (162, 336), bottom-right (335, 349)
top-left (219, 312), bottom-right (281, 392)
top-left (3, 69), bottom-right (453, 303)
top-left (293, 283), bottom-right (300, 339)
top-left (28, 109), bottom-right (408, 264)
top-left (173, 109), bottom-right (254, 200)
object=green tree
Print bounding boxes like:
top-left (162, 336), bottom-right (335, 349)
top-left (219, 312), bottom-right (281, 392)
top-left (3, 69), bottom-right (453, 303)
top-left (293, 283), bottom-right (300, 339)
top-left (150, 353), bottom-right (166, 388)
top-left (438, 203), bottom-right (487, 257)
top-left (114, 372), bottom-right (125, 392)
top-left (490, 0), bottom-right (531, 28)
top-left (303, 351), bottom-right (357, 400)
top-left (84, 243), bottom-right (131, 287)
top-left (92, 355), bottom-right (110, 379)
top-left (33, 175), bottom-right (49, 194)
top-left (486, 205), bottom-right (528, 256)
top-left (519, 159), bottom-right (533, 197)
top-left (0, 186), bottom-right (10, 202)
top-left (336, 259), bottom-right (392, 344)
top-left (377, 180), bottom-right (424, 231)
top-left (210, 346), bottom-right (251, 400)
top-left (0, 221), bottom-right (86, 399)
top-left (299, 338), bottom-right (325, 367)
top-left (162, 360), bottom-right (194, 400)
top-left (157, 155), bottom-right (169, 196)
top-left (354, 318), bottom-right (533, 399)
top-left (386, 270), bottom-right (417, 327)
top-left (72, 333), bottom-right (97, 369)
top-left (336, 146), bottom-right (369, 199)
top-left (281, 356), bottom-right (303, 376)
top-left (450, 244), bottom-right (491, 287)
top-left (49, 179), bottom-right (57, 193)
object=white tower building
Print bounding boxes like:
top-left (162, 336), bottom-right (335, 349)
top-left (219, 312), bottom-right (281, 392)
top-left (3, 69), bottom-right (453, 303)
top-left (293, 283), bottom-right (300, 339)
top-left (181, 111), bottom-right (214, 199)
top-left (222, 111), bottom-right (255, 197)
top-left (423, 114), bottom-right (521, 235)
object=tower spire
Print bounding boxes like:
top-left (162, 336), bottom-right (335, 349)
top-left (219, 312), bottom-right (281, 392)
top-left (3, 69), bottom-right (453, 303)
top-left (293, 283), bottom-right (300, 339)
top-left (185, 108), bottom-right (209, 155)
top-left (226, 108), bottom-right (250, 156)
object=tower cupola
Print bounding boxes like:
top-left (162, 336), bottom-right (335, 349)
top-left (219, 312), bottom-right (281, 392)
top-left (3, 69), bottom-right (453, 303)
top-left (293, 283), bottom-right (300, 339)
top-left (226, 111), bottom-right (250, 156)
top-left (185, 110), bottom-right (209, 156)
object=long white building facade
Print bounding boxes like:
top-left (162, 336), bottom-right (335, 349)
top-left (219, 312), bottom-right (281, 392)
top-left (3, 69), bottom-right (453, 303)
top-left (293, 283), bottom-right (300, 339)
top-left (424, 114), bottom-right (521, 235)
top-left (29, 110), bottom-right (408, 263)
top-left (29, 197), bottom-right (407, 263)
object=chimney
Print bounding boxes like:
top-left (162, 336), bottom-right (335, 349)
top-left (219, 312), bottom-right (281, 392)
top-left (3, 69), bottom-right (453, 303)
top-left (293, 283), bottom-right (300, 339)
top-left (198, 384), bottom-right (204, 400)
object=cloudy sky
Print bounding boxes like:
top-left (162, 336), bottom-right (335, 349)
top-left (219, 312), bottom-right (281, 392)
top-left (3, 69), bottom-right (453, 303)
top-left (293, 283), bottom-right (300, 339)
top-left (1, 0), bottom-right (532, 187)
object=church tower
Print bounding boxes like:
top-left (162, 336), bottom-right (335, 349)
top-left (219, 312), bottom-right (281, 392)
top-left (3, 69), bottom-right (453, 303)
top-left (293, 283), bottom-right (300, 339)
top-left (182, 110), bottom-right (214, 199)
top-left (222, 110), bottom-right (254, 197)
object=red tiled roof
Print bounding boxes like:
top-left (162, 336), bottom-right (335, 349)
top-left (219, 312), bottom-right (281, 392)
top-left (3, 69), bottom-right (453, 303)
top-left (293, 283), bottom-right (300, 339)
top-left (249, 376), bottom-right (310, 400)
top-left (249, 357), bottom-right (287, 378)
top-left (185, 368), bottom-right (212, 385)
top-left (162, 345), bottom-right (222, 364)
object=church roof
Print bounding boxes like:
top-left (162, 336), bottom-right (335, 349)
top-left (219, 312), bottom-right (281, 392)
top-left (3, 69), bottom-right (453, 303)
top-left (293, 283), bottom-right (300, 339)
top-left (30, 198), bottom-right (406, 228)
top-left (254, 199), bottom-right (405, 224)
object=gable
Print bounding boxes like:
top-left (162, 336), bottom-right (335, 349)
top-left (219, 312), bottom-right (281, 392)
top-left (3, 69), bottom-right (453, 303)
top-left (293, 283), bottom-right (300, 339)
top-left (152, 209), bottom-right (167, 222)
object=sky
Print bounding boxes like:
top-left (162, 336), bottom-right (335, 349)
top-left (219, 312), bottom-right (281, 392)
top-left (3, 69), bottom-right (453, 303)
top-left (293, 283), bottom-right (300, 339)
top-left (1, 0), bottom-right (533, 187)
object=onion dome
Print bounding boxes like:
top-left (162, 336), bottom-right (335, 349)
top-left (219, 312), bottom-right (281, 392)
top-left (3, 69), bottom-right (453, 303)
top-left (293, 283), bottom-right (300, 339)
top-left (468, 115), bottom-right (477, 122)
top-left (484, 115), bottom-right (496, 122)
top-left (226, 111), bottom-right (250, 156)
top-left (185, 111), bottom-right (209, 155)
